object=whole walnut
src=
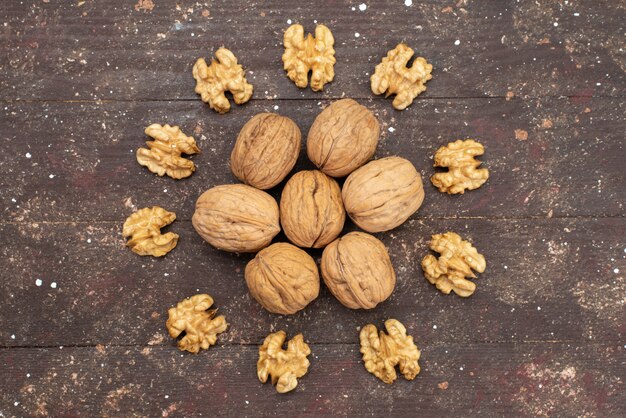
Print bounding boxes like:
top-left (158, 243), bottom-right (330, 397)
top-left (245, 243), bottom-right (320, 315)
top-left (342, 157), bottom-right (424, 233)
top-left (321, 232), bottom-right (396, 309)
top-left (231, 113), bottom-right (302, 190)
top-left (280, 170), bottom-right (345, 248)
top-left (307, 99), bottom-right (380, 178)
top-left (192, 184), bottom-right (280, 253)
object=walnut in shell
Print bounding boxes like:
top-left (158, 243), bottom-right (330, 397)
top-left (245, 243), bottom-right (320, 315)
top-left (283, 24), bottom-right (336, 91)
top-left (230, 113), bottom-right (301, 190)
top-left (431, 139), bottom-right (489, 194)
top-left (192, 184), bottom-right (280, 253)
top-left (422, 232), bottom-right (486, 297)
top-left (137, 124), bottom-right (200, 179)
top-left (307, 99), bottom-right (380, 177)
top-left (321, 232), bottom-right (396, 309)
top-left (258, 331), bottom-right (311, 393)
top-left (360, 319), bottom-right (421, 384)
top-left (280, 170), bottom-right (345, 248)
top-left (342, 157), bottom-right (424, 233)
top-left (166, 294), bottom-right (228, 354)
top-left (122, 206), bottom-right (178, 257)
top-left (192, 47), bottom-right (253, 114)
top-left (371, 43), bottom-right (433, 110)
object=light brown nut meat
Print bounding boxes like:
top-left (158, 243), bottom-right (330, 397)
top-left (192, 184), bottom-right (280, 253)
top-left (166, 294), bottom-right (228, 354)
top-left (192, 47), bottom-right (253, 114)
top-left (431, 139), bottom-right (489, 194)
top-left (307, 99), bottom-right (380, 178)
top-left (321, 232), bottom-right (396, 309)
top-left (360, 319), bottom-right (421, 384)
top-left (342, 157), bottom-right (424, 233)
top-left (122, 206), bottom-right (178, 257)
top-left (245, 243), bottom-right (320, 315)
top-left (257, 331), bottom-right (311, 393)
top-left (136, 124), bottom-right (200, 179)
top-left (230, 113), bottom-right (301, 190)
top-left (421, 231), bottom-right (486, 297)
top-left (370, 43), bottom-right (433, 110)
top-left (280, 170), bottom-right (345, 248)
top-left (282, 24), bottom-right (335, 91)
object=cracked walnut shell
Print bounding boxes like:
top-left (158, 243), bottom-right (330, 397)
top-left (192, 48), bottom-right (253, 114)
top-left (321, 232), bottom-right (396, 309)
top-left (422, 232), bottom-right (486, 297)
top-left (431, 139), bottom-right (489, 194)
top-left (342, 157), bottom-right (424, 233)
top-left (245, 243), bottom-right (320, 315)
top-left (280, 170), bottom-right (345, 248)
top-left (283, 24), bottom-right (336, 91)
top-left (231, 113), bottom-right (301, 190)
top-left (360, 319), bottom-right (421, 384)
top-left (122, 206), bottom-right (178, 257)
top-left (257, 331), bottom-right (311, 393)
top-left (137, 124), bottom-right (200, 179)
top-left (371, 43), bottom-right (433, 110)
top-left (192, 184), bottom-right (280, 253)
top-left (166, 294), bottom-right (228, 354)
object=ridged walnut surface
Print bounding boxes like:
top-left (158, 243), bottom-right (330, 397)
top-left (371, 43), bottom-right (433, 110)
top-left (192, 47), bottom-right (253, 114)
top-left (136, 124), bottom-right (200, 179)
top-left (360, 319), bottom-right (421, 384)
top-left (422, 232), bottom-right (486, 297)
top-left (321, 232), bottom-right (396, 309)
top-left (280, 170), bottom-right (345, 248)
top-left (122, 206), bottom-right (178, 257)
top-left (282, 24), bottom-right (336, 91)
top-left (257, 331), bottom-right (311, 393)
top-left (307, 99), bottom-right (380, 178)
top-left (431, 139), bottom-right (489, 194)
top-left (245, 243), bottom-right (320, 315)
top-left (230, 113), bottom-right (301, 190)
top-left (192, 184), bottom-right (280, 253)
top-left (342, 156), bottom-right (424, 233)
top-left (165, 294), bottom-right (228, 354)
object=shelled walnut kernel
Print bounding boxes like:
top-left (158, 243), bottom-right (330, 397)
top-left (431, 139), bottom-right (489, 194)
top-left (137, 124), bottom-right (200, 179)
top-left (122, 206), bottom-right (178, 257)
top-left (257, 331), bottom-right (311, 393)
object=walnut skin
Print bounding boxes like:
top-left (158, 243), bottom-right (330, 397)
top-left (122, 206), bottom-right (178, 257)
top-left (283, 24), bottom-right (335, 91)
top-left (192, 184), bottom-right (280, 253)
top-left (431, 139), bottom-right (489, 194)
top-left (280, 170), bottom-right (345, 248)
top-left (245, 243), bottom-right (320, 315)
top-left (166, 294), bottom-right (228, 354)
top-left (136, 124), bottom-right (200, 179)
top-left (307, 99), bottom-right (380, 178)
top-left (342, 157), bottom-right (424, 233)
top-left (321, 232), bottom-right (396, 309)
top-left (257, 331), bottom-right (311, 393)
top-left (192, 47), bottom-right (253, 114)
top-left (360, 319), bottom-right (421, 384)
top-left (230, 113), bottom-right (301, 190)
top-left (371, 43), bottom-right (433, 110)
top-left (422, 232), bottom-right (486, 297)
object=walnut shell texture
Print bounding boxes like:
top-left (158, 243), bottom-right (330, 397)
top-left (280, 170), bottom-right (345, 248)
top-left (342, 156), bottom-right (424, 233)
top-left (307, 99), bottom-right (380, 178)
top-left (192, 184), bottom-right (280, 253)
top-left (245, 243), bottom-right (320, 315)
top-left (321, 232), bottom-right (396, 309)
top-left (231, 113), bottom-right (302, 190)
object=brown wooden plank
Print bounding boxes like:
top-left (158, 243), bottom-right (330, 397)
top-left (1, 0), bottom-right (624, 101)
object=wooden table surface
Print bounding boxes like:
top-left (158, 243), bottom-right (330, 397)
top-left (1, 0), bottom-right (624, 416)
